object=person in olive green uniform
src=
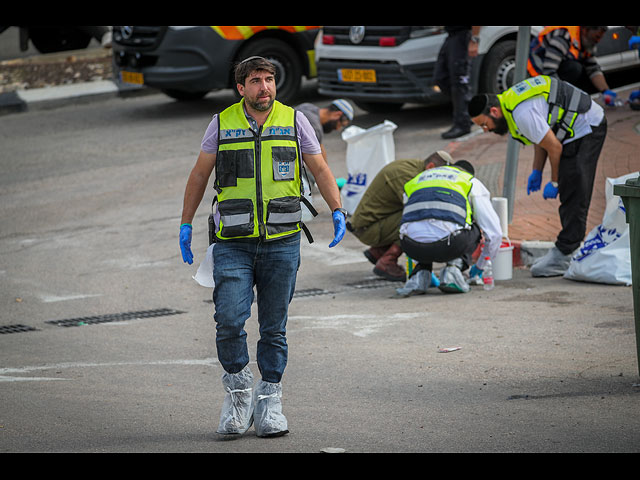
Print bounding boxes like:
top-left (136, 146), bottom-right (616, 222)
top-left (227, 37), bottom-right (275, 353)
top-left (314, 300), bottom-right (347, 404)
top-left (346, 151), bottom-right (453, 281)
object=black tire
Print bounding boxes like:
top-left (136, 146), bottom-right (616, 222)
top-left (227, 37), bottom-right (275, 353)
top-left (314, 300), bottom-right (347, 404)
top-left (236, 38), bottom-right (302, 105)
top-left (28, 27), bottom-right (92, 54)
top-left (162, 89), bottom-right (209, 101)
top-left (479, 40), bottom-right (517, 94)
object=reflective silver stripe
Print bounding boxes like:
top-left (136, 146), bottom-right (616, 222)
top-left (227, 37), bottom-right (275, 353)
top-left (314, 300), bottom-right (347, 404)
top-left (404, 201), bottom-right (467, 219)
top-left (221, 213), bottom-right (251, 227)
top-left (549, 105), bottom-right (561, 125)
top-left (548, 77), bottom-right (558, 104)
top-left (262, 125), bottom-right (295, 137)
top-left (269, 211), bottom-right (302, 224)
top-left (220, 128), bottom-right (254, 141)
top-left (556, 89), bottom-right (582, 142)
top-left (568, 88), bottom-right (582, 111)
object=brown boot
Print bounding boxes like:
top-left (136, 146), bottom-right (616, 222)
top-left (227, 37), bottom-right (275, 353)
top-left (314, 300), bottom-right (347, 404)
top-left (363, 245), bottom-right (390, 265)
top-left (373, 244), bottom-right (406, 282)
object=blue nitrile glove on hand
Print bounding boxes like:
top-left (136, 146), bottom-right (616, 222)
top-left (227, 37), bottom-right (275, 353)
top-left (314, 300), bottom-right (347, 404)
top-left (469, 264), bottom-right (483, 279)
top-left (329, 210), bottom-right (346, 248)
top-left (630, 90), bottom-right (640, 102)
top-left (179, 223), bottom-right (193, 264)
top-left (527, 169), bottom-right (542, 195)
top-left (543, 181), bottom-right (559, 199)
top-left (603, 89), bottom-right (617, 106)
top-left (629, 35), bottom-right (640, 50)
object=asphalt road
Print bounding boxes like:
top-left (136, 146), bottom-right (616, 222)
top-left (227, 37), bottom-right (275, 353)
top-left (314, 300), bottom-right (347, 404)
top-left (1, 87), bottom-right (639, 453)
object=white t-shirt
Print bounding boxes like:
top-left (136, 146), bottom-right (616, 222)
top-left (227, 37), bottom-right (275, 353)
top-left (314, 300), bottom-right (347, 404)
top-left (511, 96), bottom-right (604, 145)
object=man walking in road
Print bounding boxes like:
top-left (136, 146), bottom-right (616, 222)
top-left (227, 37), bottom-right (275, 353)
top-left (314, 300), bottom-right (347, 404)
top-left (179, 57), bottom-right (346, 437)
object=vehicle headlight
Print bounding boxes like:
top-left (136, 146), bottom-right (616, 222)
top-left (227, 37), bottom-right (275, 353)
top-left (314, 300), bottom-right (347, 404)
top-left (409, 26), bottom-right (445, 38)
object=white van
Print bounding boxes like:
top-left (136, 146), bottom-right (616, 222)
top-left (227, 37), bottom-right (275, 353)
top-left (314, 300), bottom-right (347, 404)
top-left (315, 26), bottom-right (639, 112)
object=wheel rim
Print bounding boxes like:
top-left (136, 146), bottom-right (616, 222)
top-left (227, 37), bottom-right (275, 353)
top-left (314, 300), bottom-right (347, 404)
top-left (265, 56), bottom-right (288, 92)
top-left (495, 56), bottom-right (516, 92)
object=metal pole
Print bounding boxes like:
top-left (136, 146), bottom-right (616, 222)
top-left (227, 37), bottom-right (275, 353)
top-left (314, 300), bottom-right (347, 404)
top-left (503, 26), bottom-right (531, 223)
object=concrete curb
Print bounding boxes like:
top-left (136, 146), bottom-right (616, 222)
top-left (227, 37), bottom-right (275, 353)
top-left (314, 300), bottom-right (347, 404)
top-left (512, 240), bottom-right (555, 267)
top-left (0, 80), bottom-right (152, 115)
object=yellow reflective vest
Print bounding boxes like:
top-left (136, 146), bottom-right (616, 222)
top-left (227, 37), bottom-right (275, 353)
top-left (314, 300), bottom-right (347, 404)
top-left (402, 165), bottom-right (474, 228)
top-left (498, 75), bottom-right (591, 144)
top-left (213, 99), bottom-right (304, 242)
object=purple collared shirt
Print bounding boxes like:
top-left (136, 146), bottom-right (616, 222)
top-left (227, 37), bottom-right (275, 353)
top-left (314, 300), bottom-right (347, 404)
top-left (200, 108), bottom-right (322, 157)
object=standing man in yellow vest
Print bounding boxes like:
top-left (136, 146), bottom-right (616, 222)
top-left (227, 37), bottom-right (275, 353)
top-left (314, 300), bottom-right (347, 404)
top-left (528, 26), bottom-right (619, 106)
top-left (468, 76), bottom-right (607, 277)
top-left (179, 57), bottom-right (345, 438)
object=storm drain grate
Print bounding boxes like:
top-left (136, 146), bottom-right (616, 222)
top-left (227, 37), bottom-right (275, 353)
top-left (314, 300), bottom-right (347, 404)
top-left (293, 278), bottom-right (401, 299)
top-left (45, 308), bottom-right (186, 327)
top-left (343, 278), bottom-right (402, 290)
top-left (293, 288), bottom-right (335, 298)
top-left (0, 324), bottom-right (38, 335)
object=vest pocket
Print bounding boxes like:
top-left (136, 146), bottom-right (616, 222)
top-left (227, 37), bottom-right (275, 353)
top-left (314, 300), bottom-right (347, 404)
top-left (217, 149), bottom-right (254, 188)
top-left (266, 196), bottom-right (301, 235)
top-left (218, 198), bottom-right (254, 238)
top-left (271, 146), bottom-right (297, 181)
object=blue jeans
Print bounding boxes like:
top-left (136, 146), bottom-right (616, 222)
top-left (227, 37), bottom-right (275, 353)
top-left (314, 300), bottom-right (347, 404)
top-left (212, 233), bottom-right (301, 383)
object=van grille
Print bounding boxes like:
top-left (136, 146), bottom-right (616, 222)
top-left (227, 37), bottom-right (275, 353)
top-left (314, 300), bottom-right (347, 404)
top-left (112, 26), bottom-right (166, 48)
top-left (322, 26), bottom-right (413, 46)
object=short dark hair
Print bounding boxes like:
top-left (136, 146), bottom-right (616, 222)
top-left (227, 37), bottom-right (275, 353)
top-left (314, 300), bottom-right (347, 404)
top-left (234, 56), bottom-right (276, 86)
top-left (468, 93), bottom-right (500, 117)
top-left (424, 151), bottom-right (450, 168)
top-left (454, 160), bottom-right (475, 176)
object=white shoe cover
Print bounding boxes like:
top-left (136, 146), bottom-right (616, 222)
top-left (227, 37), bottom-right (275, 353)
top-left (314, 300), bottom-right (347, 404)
top-left (253, 380), bottom-right (289, 438)
top-left (216, 366), bottom-right (254, 435)
top-left (396, 269), bottom-right (431, 296)
top-left (438, 265), bottom-right (470, 293)
top-left (530, 246), bottom-right (571, 277)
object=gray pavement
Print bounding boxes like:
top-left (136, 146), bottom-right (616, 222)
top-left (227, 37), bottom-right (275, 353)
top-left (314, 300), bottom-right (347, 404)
top-left (1, 51), bottom-right (639, 453)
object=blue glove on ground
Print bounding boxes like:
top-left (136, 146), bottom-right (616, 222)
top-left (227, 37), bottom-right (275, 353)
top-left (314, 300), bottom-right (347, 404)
top-left (329, 210), bottom-right (346, 248)
top-left (543, 181), bottom-right (559, 199)
top-left (527, 170), bottom-right (542, 195)
top-left (179, 223), bottom-right (193, 264)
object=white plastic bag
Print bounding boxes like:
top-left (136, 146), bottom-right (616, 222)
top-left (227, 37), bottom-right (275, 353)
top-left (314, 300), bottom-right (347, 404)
top-left (340, 120), bottom-right (397, 214)
top-left (564, 171), bottom-right (639, 286)
top-left (193, 243), bottom-right (215, 288)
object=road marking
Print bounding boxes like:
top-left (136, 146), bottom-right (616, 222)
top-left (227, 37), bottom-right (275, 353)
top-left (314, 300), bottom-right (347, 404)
top-left (0, 357), bottom-right (228, 382)
top-left (288, 312), bottom-right (424, 337)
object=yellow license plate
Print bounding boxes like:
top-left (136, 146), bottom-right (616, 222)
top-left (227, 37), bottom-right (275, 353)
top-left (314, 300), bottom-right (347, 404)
top-left (120, 70), bottom-right (144, 85)
top-left (338, 68), bottom-right (377, 83)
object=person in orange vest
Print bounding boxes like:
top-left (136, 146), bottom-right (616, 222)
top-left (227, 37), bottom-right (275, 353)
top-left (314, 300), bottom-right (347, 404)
top-left (528, 26), bottom-right (619, 106)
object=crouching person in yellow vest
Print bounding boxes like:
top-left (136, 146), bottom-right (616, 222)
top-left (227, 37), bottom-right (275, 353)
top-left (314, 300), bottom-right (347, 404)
top-left (397, 160), bottom-right (503, 295)
top-left (179, 57), bottom-right (345, 438)
top-left (468, 75), bottom-right (607, 277)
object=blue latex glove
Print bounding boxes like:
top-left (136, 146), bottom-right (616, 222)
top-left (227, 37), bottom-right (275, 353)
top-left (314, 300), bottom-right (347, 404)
top-left (469, 264), bottom-right (483, 279)
top-left (602, 89), bottom-right (617, 106)
top-left (543, 181), bottom-right (558, 199)
top-left (630, 90), bottom-right (640, 102)
top-left (527, 169), bottom-right (542, 195)
top-left (179, 223), bottom-right (193, 264)
top-left (329, 210), bottom-right (346, 248)
top-left (629, 35), bottom-right (640, 50)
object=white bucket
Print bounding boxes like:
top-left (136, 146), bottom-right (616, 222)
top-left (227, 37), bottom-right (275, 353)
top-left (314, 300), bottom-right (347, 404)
top-left (493, 240), bottom-right (513, 281)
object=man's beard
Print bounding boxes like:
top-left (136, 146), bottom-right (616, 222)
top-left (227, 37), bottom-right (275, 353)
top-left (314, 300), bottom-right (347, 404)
top-left (491, 114), bottom-right (509, 136)
top-left (323, 119), bottom-right (339, 134)
top-left (246, 92), bottom-right (274, 112)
